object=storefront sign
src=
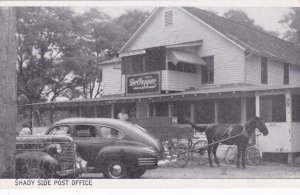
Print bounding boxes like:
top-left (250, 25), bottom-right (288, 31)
top-left (127, 73), bottom-right (160, 94)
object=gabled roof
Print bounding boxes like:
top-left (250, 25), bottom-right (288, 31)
top-left (120, 7), bottom-right (300, 66)
top-left (99, 57), bottom-right (121, 66)
top-left (182, 7), bottom-right (300, 65)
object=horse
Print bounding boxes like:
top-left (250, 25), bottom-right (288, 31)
top-left (186, 116), bottom-right (268, 169)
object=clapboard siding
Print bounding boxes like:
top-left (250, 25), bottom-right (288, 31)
top-left (125, 7), bottom-right (245, 85)
top-left (102, 64), bottom-right (122, 95)
top-left (161, 70), bottom-right (201, 91)
top-left (290, 65), bottom-right (300, 85)
top-left (246, 55), bottom-right (291, 85)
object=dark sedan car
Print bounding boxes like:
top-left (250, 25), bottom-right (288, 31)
top-left (44, 118), bottom-right (162, 178)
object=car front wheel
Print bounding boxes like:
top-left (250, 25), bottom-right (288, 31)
top-left (103, 161), bottom-right (128, 179)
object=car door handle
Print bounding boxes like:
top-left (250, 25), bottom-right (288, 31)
top-left (92, 142), bottom-right (100, 144)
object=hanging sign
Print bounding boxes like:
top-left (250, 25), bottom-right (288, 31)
top-left (126, 72), bottom-right (160, 94)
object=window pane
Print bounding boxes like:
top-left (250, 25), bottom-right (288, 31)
top-left (99, 126), bottom-right (123, 139)
top-left (194, 100), bottom-right (215, 124)
top-left (260, 95), bottom-right (286, 122)
top-left (261, 57), bottom-right (268, 84)
top-left (155, 102), bottom-right (168, 116)
top-left (131, 55), bottom-right (144, 74)
top-left (172, 102), bottom-right (191, 124)
top-left (292, 94), bottom-right (300, 122)
top-left (201, 56), bottom-right (214, 84)
top-left (284, 63), bottom-right (289, 85)
top-left (75, 125), bottom-right (97, 137)
top-left (218, 98), bottom-right (241, 124)
top-left (49, 126), bottom-right (70, 135)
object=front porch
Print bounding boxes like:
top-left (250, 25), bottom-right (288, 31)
top-left (24, 84), bottom-right (300, 163)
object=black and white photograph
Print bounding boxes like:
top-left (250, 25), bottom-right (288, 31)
top-left (0, 0), bottom-right (300, 185)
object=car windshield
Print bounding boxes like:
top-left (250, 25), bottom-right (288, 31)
top-left (49, 126), bottom-right (70, 135)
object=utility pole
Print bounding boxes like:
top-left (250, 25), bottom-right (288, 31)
top-left (0, 7), bottom-right (17, 178)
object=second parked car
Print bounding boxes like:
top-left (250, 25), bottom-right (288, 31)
top-left (44, 118), bottom-right (162, 179)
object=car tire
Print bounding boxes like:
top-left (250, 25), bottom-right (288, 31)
top-left (129, 168), bottom-right (146, 178)
top-left (103, 160), bottom-right (128, 179)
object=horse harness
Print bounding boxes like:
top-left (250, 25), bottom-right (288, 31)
top-left (225, 124), bottom-right (251, 140)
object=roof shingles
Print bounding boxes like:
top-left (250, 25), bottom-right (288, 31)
top-left (183, 7), bottom-right (300, 65)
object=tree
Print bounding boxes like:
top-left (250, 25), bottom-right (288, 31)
top-left (280, 8), bottom-right (300, 43)
top-left (70, 8), bottom-right (120, 99)
top-left (16, 7), bottom-right (77, 103)
top-left (0, 7), bottom-right (17, 178)
top-left (114, 9), bottom-right (150, 50)
top-left (224, 9), bottom-right (279, 37)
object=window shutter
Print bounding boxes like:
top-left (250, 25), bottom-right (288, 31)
top-left (165, 11), bottom-right (173, 26)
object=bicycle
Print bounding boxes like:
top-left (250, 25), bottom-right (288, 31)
top-left (225, 145), bottom-right (262, 166)
top-left (162, 139), bottom-right (190, 167)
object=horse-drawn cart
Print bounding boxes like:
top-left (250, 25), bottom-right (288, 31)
top-left (130, 117), bottom-right (209, 167)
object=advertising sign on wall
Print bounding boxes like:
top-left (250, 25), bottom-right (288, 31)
top-left (127, 72), bottom-right (160, 94)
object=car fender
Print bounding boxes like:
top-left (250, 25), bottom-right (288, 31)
top-left (16, 151), bottom-right (59, 178)
top-left (94, 145), bottom-right (157, 171)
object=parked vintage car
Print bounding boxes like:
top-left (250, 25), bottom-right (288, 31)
top-left (16, 135), bottom-right (87, 178)
top-left (44, 118), bottom-right (162, 179)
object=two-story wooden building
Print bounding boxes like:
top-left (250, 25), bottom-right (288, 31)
top-left (27, 7), bottom-right (300, 163)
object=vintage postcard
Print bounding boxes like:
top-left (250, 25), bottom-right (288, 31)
top-left (0, 0), bottom-right (300, 190)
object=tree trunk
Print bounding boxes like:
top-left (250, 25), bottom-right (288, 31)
top-left (0, 7), bottom-right (17, 178)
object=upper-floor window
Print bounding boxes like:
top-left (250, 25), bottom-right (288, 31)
top-left (201, 56), bottom-right (214, 84)
top-left (261, 56), bottom-right (268, 84)
top-left (168, 61), bottom-right (197, 73)
top-left (165, 11), bottom-right (173, 26)
top-left (284, 62), bottom-right (289, 85)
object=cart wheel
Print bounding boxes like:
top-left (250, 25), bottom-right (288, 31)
top-left (191, 140), bottom-right (208, 165)
top-left (225, 146), bottom-right (237, 164)
top-left (170, 143), bottom-right (189, 168)
top-left (246, 146), bottom-right (262, 166)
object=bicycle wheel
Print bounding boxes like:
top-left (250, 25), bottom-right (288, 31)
top-left (170, 143), bottom-right (189, 168)
top-left (225, 146), bottom-right (237, 164)
top-left (191, 140), bottom-right (208, 165)
top-left (246, 146), bottom-right (262, 166)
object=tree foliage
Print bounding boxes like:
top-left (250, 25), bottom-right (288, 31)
top-left (280, 8), bottom-right (300, 43)
top-left (224, 9), bottom-right (279, 37)
top-left (16, 7), bottom-right (149, 103)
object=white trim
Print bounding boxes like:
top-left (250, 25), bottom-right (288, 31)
top-left (119, 7), bottom-right (160, 53)
top-left (179, 8), bottom-right (246, 51)
top-left (119, 49), bottom-right (146, 57)
top-left (120, 7), bottom-right (246, 54)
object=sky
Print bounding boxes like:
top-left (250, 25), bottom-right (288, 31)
top-left (74, 6), bottom-right (293, 35)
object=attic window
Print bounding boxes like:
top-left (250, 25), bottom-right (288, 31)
top-left (165, 11), bottom-right (173, 26)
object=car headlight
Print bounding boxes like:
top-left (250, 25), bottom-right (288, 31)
top-left (56, 144), bottom-right (62, 154)
top-left (141, 147), bottom-right (156, 153)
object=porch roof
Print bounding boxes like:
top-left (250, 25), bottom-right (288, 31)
top-left (22, 84), bottom-right (300, 109)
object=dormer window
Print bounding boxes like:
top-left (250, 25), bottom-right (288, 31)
top-left (165, 11), bottom-right (173, 26)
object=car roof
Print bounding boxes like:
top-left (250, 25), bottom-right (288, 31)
top-left (53, 117), bottom-right (127, 126)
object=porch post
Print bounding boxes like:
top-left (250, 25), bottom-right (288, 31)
top-left (168, 102), bottom-right (173, 117)
top-left (255, 95), bottom-right (260, 117)
top-left (95, 106), bottom-right (98, 118)
top-left (190, 103), bottom-right (195, 123)
top-left (153, 103), bottom-right (157, 117)
top-left (111, 104), bottom-right (115, 119)
top-left (50, 107), bottom-right (54, 124)
top-left (241, 97), bottom-right (247, 124)
top-left (286, 92), bottom-right (293, 164)
top-left (214, 100), bottom-right (218, 123)
top-left (79, 107), bottom-right (82, 117)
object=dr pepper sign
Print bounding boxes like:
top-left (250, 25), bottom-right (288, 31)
top-left (127, 73), bottom-right (160, 94)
